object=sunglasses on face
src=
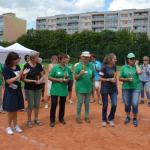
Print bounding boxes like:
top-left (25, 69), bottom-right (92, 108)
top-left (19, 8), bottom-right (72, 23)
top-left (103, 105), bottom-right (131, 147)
top-left (129, 58), bottom-right (135, 60)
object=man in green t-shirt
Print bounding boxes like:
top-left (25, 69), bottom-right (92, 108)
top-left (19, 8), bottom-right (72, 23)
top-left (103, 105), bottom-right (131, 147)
top-left (0, 63), bottom-right (3, 112)
top-left (75, 51), bottom-right (95, 124)
top-left (119, 53), bottom-right (142, 127)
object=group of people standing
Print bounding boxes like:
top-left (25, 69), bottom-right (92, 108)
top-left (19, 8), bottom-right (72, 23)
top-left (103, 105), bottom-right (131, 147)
top-left (0, 50), bottom-right (150, 135)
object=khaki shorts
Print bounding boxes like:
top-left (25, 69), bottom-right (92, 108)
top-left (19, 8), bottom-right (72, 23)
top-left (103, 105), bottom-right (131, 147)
top-left (94, 81), bottom-right (100, 89)
top-left (25, 89), bottom-right (42, 109)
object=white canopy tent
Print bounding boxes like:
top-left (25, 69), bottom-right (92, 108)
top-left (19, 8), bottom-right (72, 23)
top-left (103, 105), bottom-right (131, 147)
top-left (0, 43), bottom-right (37, 64)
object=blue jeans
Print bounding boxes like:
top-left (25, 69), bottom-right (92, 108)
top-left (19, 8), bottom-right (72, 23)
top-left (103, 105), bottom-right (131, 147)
top-left (122, 89), bottom-right (140, 115)
top-left (76, 93), bottom-right (91, 119)
top-left (101, 93), bottom-right (117, 121)
top-left (141, 81), bottom-right (150, 100)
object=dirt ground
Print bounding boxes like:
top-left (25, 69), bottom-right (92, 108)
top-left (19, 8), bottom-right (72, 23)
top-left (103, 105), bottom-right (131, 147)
top-left (0, 83), bottom-right (150, 150)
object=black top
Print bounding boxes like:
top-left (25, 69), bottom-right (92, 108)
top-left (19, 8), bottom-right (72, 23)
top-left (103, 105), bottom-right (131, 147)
top-left (3, 65), bottom-right (21, 90)
top-left (100, 65), bottom-right (118, 94)
top-left (24, 63), bottom-right (43, 90)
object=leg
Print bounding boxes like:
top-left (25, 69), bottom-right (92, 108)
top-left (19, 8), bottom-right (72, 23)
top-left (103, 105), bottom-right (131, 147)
top-left (101, 93), bottom-right (109, 122)
top-left (7, 112), bottom-right (13, 127)
top-left (95, 85), bottom-right (101, 104)
top-left (132, 90), bottom-right (140, 127)
top-left (50, 95), bottom-right (58, 123)
top-left (13, 112), bottom-right (17, 127)
top-left (68, 80), bottom-right (73, 104)
top-left (59, 96), bottom-right (66, 122)
top-left (108, 93), bottom-right (117, 121)
top-left (0, 86), bottom-right (3, 111)
top-left (34, 89), bottom-right (42, 121)
top-left (76, 93), bottom-right (84, 119)
top-left (145, 82), bottom-right (150, 104)
top-left (84, 93), bottom-right (90, 119)
top-left (140, 82), bottom-right (145, 103)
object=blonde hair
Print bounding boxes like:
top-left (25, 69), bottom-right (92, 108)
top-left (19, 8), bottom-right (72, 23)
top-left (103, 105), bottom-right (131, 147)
top-left (29, 51), bottom-right (39, 60)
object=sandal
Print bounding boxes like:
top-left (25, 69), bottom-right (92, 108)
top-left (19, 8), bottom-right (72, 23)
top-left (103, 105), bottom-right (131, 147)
top-left (34, 120), bottom-right (42, 126)
top-left (27, 121), bottom-right (33, 128)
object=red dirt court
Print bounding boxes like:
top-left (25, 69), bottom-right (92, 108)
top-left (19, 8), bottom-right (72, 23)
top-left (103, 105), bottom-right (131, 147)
top-left (0, 83), bottom-right (150, 150)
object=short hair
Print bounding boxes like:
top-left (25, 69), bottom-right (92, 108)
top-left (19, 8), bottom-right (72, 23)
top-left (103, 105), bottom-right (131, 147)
top-left (58, 53), bottom-right (68, 62)
top-left (51, 55), bottom-right (58, 62)
top-left (29, 51), bottom-right (39, 60)
top-left (91, 54), bottom-right (96, 59)
top-left (103, 53), bottom-right (116, 65)
top-left (5, 52), bottom-right (20, 67)
top-left (143, 56), bottom-right (149, 61)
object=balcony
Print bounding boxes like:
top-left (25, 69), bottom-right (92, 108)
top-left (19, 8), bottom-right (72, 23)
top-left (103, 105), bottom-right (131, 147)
top-left (134, 13), bottom-right (148, 19)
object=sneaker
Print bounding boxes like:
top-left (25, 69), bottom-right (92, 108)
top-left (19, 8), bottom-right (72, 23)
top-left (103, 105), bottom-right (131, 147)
top-left (50, 122), bottom-right (55, 128)
top-left (124, 116), bottom-right (130, 124)
top-left (133, 118), bottom-right (138, 127)
top-left (59, 119), bottom-right (66, 125)
top-left (6, 127), bottom-right (14, 135)
top-left (69, 100), bottom-right (73, 104)
top-left (85, 118), bottom-right (91, 123)
top-left (76, 118), bottom-right (83, 124)
top-left (108, 120), bottom-right (115, 127)
top-left (44, 103), bottom-right (49, 109)
top-left (14, 125), bottom-right (23, 133)
top-left (102, 121), bottom-right (107, 127)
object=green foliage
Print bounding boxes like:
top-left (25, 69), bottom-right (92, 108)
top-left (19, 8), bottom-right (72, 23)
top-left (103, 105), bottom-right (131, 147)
top-left (15, 29), bottom-right (150, 65)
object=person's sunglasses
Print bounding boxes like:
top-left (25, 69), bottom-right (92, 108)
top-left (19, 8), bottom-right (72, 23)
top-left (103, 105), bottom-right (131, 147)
top-left (129, 57), bottom-right (135, 60)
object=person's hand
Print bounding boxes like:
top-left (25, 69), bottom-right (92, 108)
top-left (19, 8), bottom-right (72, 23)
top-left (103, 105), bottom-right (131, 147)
top-left (23, 68), bottom-right (30, 75)
top-left (109, 78), bottom-right (116, 83)
top-left (79, 70), bottom-right (85, 76)
top-left (128, 78), bottom-right (133, 82)
top-left (63, 79), bottom-right (69, 83)
top-left (35, 80), bottom-right (41, 85)
top-left (135, 60), bottom-right (139, 66)
top-left (58, 78), bottom-right (64, 83)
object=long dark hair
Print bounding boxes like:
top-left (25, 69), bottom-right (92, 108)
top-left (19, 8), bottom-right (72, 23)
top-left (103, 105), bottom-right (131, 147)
top-left (5, 52), bottom-right (20, 67)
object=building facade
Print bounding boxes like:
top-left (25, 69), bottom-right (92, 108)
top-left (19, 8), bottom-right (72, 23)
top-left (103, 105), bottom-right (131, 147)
top-left (36, 9), bottom-right (150, 37)
top-left (0, 13), bottom-right (26, 42)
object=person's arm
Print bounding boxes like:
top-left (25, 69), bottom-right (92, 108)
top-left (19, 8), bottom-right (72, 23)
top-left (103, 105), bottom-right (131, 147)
top-left (135, 61), bottom-right (142, 75)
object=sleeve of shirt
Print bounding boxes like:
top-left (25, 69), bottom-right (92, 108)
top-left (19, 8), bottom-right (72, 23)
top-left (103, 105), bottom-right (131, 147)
top-left (3, 67), bottom-right (12, 80)
top-left (38, 63), bottom-right (43, 72)
top-left (99, 66), bottom-right (105, 77)
top-left (49, 66), bottom-right (56, 78)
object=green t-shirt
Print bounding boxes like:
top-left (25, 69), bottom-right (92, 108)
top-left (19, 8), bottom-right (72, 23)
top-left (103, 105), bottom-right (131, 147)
top-left (75, 62), bottom-right (95, 94)
top-left (49, 64), bottom-right (71, 96)
top-left (0, 64), bottom-right (3, 86)
top-left (67, 63), bottom-right (73, 80)
top-left (120, 65), bottom-right (141, 90)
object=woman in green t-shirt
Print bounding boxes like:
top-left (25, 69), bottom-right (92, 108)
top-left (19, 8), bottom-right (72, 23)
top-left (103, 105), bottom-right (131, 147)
top-left (49, 54), bottom-right (71, 128)
top-left (119, 53), bottom-right (142, 127)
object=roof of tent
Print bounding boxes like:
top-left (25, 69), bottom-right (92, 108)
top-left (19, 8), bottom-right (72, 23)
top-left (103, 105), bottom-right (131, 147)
top-left (5, 43), bottom-right (35, 53)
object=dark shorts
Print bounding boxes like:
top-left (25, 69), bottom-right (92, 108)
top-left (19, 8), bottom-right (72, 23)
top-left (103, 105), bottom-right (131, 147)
top-left (68, 80), bottom-right (74, 92)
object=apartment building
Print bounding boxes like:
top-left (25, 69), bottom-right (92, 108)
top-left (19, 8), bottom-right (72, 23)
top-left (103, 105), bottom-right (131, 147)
top-left (36, 9), bottom-right (150, 37)
top-left (0, 13), bottom-right (26, 42)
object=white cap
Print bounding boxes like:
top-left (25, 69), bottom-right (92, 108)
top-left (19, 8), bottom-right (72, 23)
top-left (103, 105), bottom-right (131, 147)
top-left (81, 51), bottom-right (91, 57)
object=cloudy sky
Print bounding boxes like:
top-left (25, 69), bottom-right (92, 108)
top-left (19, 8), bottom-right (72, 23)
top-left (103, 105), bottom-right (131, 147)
top-left (0, 0), bottom-right (150, 29)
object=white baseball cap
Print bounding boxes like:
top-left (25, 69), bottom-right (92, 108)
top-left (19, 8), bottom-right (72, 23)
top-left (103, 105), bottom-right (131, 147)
top-left (81, 51), bottom-right (91, 57)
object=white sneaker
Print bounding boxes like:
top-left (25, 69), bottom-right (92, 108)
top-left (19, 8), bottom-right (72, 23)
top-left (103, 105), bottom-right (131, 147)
top-left (14, 125), bottom-right (23, 133)
top-left (102, 122), bottom-right (107, 127)
top-left (6, 127), bottom-right (14, 135)
top-left (109, 121), bottom-right (115, 127)
top-left (44, 103), bottom-right (49, 109)
top-left (69, 100), bottom-right (73, 104)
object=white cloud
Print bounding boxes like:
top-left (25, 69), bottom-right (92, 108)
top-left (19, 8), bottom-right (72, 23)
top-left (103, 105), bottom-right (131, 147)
top-left (0, 0), bottom-right (105, 28)
top-left (109, 0), bottom-right (150, 11)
